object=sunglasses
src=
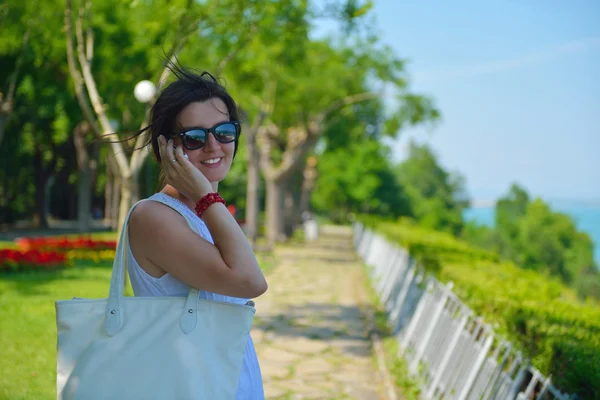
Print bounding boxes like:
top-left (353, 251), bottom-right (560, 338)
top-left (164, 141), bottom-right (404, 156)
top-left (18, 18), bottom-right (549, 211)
top-left (174, 121), bottom-right (240, 150)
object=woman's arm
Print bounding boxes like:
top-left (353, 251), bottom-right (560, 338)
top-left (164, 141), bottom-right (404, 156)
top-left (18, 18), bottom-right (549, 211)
top-left (129, 201), bottom-right (267, 299)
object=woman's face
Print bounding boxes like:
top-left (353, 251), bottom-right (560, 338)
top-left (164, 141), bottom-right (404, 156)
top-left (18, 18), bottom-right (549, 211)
top-left (174, 98), bottom-right (235, 183)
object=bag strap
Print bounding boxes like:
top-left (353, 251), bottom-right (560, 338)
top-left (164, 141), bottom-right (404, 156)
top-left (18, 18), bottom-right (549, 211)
top-left (104, 195), bottom-right (200, 336)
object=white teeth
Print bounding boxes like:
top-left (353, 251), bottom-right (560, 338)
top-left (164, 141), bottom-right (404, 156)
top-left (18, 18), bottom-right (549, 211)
top-left (201, 158), bottom-right (221, 165)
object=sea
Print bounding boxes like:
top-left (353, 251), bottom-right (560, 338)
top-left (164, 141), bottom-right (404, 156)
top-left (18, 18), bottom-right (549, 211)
top-left (463, 204), bottom-right (600, 267)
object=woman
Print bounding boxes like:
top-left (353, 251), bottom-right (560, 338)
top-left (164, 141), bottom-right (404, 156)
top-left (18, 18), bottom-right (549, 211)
top-left (126, 65), bottom-right (268, 399)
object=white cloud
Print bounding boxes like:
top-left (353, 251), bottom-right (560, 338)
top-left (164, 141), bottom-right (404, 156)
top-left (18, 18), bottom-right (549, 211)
top-left (413, 36), bottom-right (600, 82)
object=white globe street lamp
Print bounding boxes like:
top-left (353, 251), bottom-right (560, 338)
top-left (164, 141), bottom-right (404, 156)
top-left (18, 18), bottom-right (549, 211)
top-left (133, 80), bottom-right (156, 103)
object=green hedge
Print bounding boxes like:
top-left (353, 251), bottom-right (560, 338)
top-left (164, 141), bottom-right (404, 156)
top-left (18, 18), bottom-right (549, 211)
top-left (358, 215), bottom-right (600, 399)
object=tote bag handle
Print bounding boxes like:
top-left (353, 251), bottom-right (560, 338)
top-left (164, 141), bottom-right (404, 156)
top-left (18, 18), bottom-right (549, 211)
top-left (103, 198), bottom-right (201, 336)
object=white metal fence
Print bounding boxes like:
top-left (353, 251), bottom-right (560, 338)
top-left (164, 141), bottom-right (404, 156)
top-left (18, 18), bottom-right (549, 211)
top-left (353, 222), bottom-right (572, 400)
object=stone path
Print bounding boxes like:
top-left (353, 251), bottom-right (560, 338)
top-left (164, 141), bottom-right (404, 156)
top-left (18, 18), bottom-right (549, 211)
top-left (251, 225), bottom-right (385, 399)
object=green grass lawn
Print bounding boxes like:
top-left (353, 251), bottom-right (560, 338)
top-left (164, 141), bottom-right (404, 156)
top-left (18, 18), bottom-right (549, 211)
top-left (0, 231), bottom-right (275, 400)
top-left (0, 265), bottom-right (119, 399)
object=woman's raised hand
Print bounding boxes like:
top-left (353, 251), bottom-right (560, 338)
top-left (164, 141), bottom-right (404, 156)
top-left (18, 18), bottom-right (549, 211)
top-left (158, 136), bottom-right (213, 202)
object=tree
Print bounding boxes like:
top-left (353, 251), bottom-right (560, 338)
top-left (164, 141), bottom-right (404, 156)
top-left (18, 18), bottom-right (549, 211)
top-left (198, 0), bottom-right (383, 245)
top-left (64, 0), bottom-right (219, 234)
top-left (312, 140), bottom-right (409, 222)
top-left (0, 1), bottom-right (35, 148)
top-left (221, 0), bottom-right (388, 245)
top-left (517, 198), bottom-right (595, 283)
top-left (574, 265), bottom-right (600, 301)
top-left (73, 120), bottom-right (100, 231)
top-left (0, 0), bottom-right (82, 227)
top-left (467, 184), bottom-right (598, 298)
top-left (253, 34), bottom-right (439, 245)
top-left (495, 183), bottom-right (530, 259)
top-left (198, 0), bottom-right (310, 245)
top-left (396, 141), bottom-right (469, 236)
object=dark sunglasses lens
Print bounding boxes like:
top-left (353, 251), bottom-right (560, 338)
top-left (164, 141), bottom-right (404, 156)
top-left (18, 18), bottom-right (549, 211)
top-left (214, 123), bottom-right (238, 143)
top-left (183, 130), bottom-right (207, 149)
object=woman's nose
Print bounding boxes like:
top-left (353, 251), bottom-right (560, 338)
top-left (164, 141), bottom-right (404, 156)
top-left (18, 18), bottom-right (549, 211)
top-left (204, 132), bottom-right (220, 151)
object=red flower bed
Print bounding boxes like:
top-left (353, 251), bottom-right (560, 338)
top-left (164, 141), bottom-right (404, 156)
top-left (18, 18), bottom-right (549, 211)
top-left (0, 248), bottom-right (67, 273)
top-left (15, 236), bottom-right (117, 252)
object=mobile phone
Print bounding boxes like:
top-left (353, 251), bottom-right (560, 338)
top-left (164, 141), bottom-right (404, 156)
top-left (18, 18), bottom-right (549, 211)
top-left (174, 145), bottom-right (189, 160)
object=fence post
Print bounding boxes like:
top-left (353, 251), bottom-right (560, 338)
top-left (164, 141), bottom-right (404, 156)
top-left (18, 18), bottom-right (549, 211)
top-left (486, 342), bottom-right (512, 399)
top-left (456, 328), bottom-right (494, 400)
top-left (376, 246), bottom-right (398, 295)
top-left (409, 281), bottom-right (453, 374)
top-left (536, 374), bottom-right (552, 400)
top-left (508, 362), bottom-right (529, 400)
top-left (400, 278), bottom-right (433, 357)
top-left (379, 249), bottom-right (401, 303)
top-left (389, 257), bottom-right (416, 326)
top-left (425, 308), bottom-right (470, 398)
top-left (382, 249), bottom-right (409, 303)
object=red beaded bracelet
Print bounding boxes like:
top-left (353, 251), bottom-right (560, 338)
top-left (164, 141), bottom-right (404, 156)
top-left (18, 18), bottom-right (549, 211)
top-left (195, 192), bottom-right (226, 218)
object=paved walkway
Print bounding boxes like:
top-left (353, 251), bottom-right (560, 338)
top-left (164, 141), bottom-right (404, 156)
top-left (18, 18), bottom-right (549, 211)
top-left (251, 225), bottom-right (386, 399)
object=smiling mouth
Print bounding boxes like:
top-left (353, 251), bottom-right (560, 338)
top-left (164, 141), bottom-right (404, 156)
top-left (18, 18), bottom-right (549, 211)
top-left (201, 157), bottom-right (223, 165)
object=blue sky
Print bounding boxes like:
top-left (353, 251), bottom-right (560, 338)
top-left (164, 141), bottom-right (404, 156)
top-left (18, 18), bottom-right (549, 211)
top-left (316, 0), bottom-right (600, 203)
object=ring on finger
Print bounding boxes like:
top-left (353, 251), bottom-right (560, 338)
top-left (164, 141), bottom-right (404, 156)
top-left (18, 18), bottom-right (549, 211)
top-left (170, 159), bottom-right (177, 164)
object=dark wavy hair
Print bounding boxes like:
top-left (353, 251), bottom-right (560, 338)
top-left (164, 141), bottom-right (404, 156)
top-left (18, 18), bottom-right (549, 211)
top-left (131, 62), bottom-right (241, 164)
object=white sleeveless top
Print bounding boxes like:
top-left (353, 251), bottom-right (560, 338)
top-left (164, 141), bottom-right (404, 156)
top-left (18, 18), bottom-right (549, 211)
top-left (126, 192), bottom-right (264, 399)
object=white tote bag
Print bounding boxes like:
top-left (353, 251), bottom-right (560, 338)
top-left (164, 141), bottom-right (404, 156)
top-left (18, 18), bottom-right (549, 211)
top-left (55, 200), bottom-right (256, 400)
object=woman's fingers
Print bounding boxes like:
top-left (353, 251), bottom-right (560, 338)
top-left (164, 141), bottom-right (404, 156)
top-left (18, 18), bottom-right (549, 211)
top-left (159, 136), bottom-right (170, 164)
top-left (174, 144), bottom-right (189, 167)
top-left (164, 139), bottom-right (178, 169)
top-left (174, 144), bottom-right (183, 161)
top-left (159, 137), bottom-right (178, 182)
top-left (158, 136), bottom-right (167, 168)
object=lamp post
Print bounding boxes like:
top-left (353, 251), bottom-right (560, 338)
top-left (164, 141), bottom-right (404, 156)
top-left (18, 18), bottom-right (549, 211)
top-left (133, 80), bottom-right (157, 198)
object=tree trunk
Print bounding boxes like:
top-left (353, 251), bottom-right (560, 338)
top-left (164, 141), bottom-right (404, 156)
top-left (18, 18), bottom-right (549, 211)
top-left (104, 156), bottom-right (122, 230)
top-left (0, 114), bottom-right (8, 149)
top-left (111, 175), bottom-right (120, 231)
top-left (265, 178), bottom-right (285, 246)
top-left (33, 149), bottom-right (49, 229)
top-left (116, 174), bottom-right (139, 238)
top-left (300, 156), bottom-right (318, 215)
top-left (104, 160), bottom-right (113, 228)
top-left (283, 180), bottom-right (298, 238)
top-left (73, 121), bottom-right (97, 232)
top-left (245, 131), bottom-right (260, 246)
top-left (258, 123), bottom-right (323, 245)
top-left (77, 167), bottom-right (92, 232)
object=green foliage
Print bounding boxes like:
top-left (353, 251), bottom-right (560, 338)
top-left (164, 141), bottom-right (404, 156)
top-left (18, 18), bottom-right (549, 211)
top-left (312, 140), bottom-right (410, 223)
top-left (466, 183), bottom-right (598, 301)
top-left (218, 134), bottom-right (255, 216)
top-left (1, 0), bottom-right (438, 231)
top-left (494, 183), bottom-right (530, 260)
top-left (517, 199), bottom-right (595, 283)
top-left (574, 265), bottom-right (600, 301)
top-left (360, 215), bottom-right (498, 274)
top-left (395, 141), bottom-right (469, 236)
top-left (462, 220), bottom-right (498, 250)
top-left (360, 215), bottom-right (600, 398)
top-left (0, 21), bottom-right (79, 222)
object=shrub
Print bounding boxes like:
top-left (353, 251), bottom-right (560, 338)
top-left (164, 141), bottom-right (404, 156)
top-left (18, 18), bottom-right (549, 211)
top-left (358, 215), bottom-right (600, 398)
